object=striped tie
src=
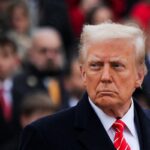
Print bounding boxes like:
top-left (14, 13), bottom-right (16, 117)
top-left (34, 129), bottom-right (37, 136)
top-left (112, 119), bottom-right (131, 150)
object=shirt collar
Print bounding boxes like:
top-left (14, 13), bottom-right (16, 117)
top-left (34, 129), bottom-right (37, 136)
top-left (88, 97), bottom-right (137, 137)
top-left (0, 78), bottom-right (13, 92)
top-left (121, 99), bottom-right (137, 137)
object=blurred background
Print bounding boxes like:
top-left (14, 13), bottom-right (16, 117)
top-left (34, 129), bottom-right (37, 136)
top-left (0, 0), bottom-right (150, 149)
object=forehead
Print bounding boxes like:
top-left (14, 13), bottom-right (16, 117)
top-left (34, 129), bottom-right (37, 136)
top-left (86, 38), bottom-right (135, 61)
top-left (33, 33), bottom-right (61, 48)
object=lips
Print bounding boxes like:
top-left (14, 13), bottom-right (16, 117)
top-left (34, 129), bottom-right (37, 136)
top-left (100, 91), bottom-right (115, 93)
top-left (97, 90), bottom-right (117, 96)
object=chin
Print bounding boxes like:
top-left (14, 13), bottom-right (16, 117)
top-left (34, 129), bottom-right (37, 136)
top-left (94, 97), bottom-right (117, 107)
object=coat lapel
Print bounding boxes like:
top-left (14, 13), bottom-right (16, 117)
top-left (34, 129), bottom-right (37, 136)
top-left (74, 93), bottom-right (116, 150)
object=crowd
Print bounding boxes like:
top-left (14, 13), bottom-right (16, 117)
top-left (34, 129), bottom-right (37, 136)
top-left (0, 0), bottom-right (150, 149)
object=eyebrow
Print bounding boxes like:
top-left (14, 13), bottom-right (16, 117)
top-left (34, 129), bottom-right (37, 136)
top-left (87, 56), bottom-right (127, 64)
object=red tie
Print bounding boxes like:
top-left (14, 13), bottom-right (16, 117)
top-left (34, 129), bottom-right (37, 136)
top-left (0, 88), bottom-right (12, 122)
top-left (112, 119), bottom-right (131, 150)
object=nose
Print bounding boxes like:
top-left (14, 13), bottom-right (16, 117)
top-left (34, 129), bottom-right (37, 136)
top-left (101, 64), bottom-right (112, 83)
top-left (46, 50), bottom-right (55, 60)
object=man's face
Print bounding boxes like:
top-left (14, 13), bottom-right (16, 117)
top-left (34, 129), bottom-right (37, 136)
top-left (11, 7), bottom-right (29, 33)
top-left (0, 46), bottom-right (18, 80)
top-left (30, 35), bottom-right (63, 72)
top-left (81, 39), bottom-right (144, 111)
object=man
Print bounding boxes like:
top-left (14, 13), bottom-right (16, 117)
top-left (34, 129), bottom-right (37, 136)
top-left (13, 27), bottom-right (66, 108)
top-left (38, 0), bottom-right (75, 60)
top-left (19, 23), bottom-right (150, 150)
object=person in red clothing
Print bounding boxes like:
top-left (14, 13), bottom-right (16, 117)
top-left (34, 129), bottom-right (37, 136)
top-left (66, 0), bottom-right (101, 37)
top-left (86, 4), bottom-right (114, 25)
top-left (131, 2), bottom-right (150, 31)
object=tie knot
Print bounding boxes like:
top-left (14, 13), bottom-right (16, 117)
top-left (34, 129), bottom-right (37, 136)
top-left (112, 119), bottom-right (126, 133)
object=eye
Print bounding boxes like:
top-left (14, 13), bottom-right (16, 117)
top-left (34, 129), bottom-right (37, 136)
top-left (38, 48), bottom-right (48, 54)
top-left (111, 62), bottom-right (124, 70)
top-left (90, 62), bottom-right (102, 70)
top-left (2, 52), bottom-right (10, 58)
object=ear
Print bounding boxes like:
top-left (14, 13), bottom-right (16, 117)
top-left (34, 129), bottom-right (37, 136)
top-left (80, 64), bottom-right (87, 87)
top-left (135, 68), bottom-right (145, 88)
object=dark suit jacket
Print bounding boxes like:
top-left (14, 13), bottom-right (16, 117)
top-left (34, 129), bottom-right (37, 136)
top-left (19, 93), bottom-right (150, 150)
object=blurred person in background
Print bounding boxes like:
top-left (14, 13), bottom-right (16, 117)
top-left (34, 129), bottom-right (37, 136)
top-left (66, 0), bottom-right (102, 38)
top-left (130, 2), bottom-right (150, 31)
top-left (27, 28), bottom-right (65, 73)
top-left (38, 0), bottom-right (75, 62)
top-left (23, 0), bottom-right (39, 28)
top-left (13, 27), bottom-right (67, 113)
top-left (86, 4), bottom-right (114, 25)
top-left (20, 92), bottom-right (58, 128)
top-left (0, 36), bottom-right (20, 149)
top-left (1, 92), bottom-right (57, 150)
top-left (7, 1), bottom-right (32, 60)
top-left (105, 0), bottom-right (141, 21)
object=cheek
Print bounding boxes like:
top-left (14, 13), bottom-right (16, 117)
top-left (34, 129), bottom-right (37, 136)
top-left (85, 72), bottom-right (100, 96)
top-left (115, 71), bottom-right (136, 99)
top-left (6, 61), bottom-right (16, 70)
top-left (35, 56), bottom-right (46, 65)
top-left (86, 71), bottom-right (98, 86)
top-left (122, 70), bottom-right (136, 86)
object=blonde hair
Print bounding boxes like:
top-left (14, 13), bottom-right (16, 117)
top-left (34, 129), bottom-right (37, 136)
top-left (79, 22), bottom-right (147, 74)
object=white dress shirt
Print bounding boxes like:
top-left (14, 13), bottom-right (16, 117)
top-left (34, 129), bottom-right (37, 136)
top-left (89, 98), bottom-right (140, 150)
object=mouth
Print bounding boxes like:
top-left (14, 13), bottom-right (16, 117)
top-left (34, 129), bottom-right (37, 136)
top-left (97, 91), bottom-right (117, 96)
